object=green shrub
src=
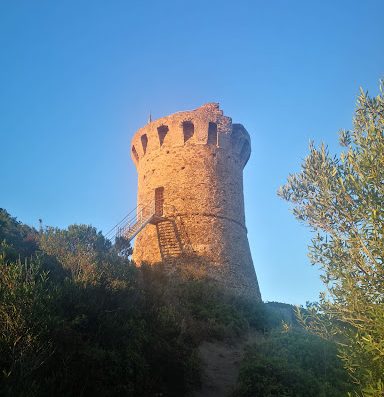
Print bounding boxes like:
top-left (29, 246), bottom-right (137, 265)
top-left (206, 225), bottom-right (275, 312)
top-left (0, 209), bottom-right (355, 396)
top-left (0, 208), bottom-right (38, 261)
top-left (233, 328), bottom-right (353, 397)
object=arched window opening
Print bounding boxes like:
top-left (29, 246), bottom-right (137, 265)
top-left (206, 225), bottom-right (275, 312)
top-left (155, 187), bottom-right (164, 216)
top-left (132, 145), bottom-right (139, 162)
top-left (207, 122), bottom-right (218, 145)
top-left (157, 125), bottom-right (169, 146)
top-left (141, 134), bottom-right (148, 154)
top-left (183, 121), bottom-right (194, 143)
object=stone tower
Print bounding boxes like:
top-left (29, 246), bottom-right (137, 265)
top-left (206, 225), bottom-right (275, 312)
top-left (129, 103), bottom-right (261, 299)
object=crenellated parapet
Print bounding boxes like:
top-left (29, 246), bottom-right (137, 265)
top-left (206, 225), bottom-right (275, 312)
top-left (130, 103), bottom-right (251, 169)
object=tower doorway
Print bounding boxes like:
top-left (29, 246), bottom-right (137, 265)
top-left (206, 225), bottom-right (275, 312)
top-left (155, 187), bottom-right (164, 216)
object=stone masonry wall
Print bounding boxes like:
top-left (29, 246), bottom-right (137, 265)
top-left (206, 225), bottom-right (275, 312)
top-left (130, 103), bottom-right (261, 299)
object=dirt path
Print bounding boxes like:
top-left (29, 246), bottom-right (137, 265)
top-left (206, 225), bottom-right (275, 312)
top-left (189, 332), bottom-right (259, 397)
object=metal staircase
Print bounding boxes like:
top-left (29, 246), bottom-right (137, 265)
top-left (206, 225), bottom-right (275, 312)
top-left (106, 202), bottom-right (184, 261)
top-left (106, 201), bottom-right (157, 243)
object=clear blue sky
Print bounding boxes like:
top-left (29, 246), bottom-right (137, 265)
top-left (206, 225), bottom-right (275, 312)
top-left (1, 0), bottom-right (383, 304)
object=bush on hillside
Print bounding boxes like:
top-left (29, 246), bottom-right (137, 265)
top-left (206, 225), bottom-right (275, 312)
top-left (0, 208), bottom-right (39, 261)
top-left (0, 209), bottom-right (354, 396)
top-left (233, 327), bottom-right (353, 397)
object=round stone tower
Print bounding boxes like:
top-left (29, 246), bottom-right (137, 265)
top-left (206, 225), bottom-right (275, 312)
top-left (130, 103), bottom-right (261, 299)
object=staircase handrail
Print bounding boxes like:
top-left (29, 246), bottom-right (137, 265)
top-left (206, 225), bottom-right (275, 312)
top-left (116, 200), bottom-right (156, 239)
top-left (105, 203), bottom-right (148, 240)
top-left (107, 201), bottom-right (178, 243)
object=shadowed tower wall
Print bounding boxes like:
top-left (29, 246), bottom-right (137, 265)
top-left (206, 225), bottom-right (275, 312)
top-left (130, 103), bottom-right (261, 299)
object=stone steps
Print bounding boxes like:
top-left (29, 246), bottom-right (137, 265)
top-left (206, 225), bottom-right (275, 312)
top-left (157, 220), bottom-right (183, 259)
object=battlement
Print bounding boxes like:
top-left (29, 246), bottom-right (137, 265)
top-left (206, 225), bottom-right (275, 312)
top-left (130, 103), bottom-right (251, 168)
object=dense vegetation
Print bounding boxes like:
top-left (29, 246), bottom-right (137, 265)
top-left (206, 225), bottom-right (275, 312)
top-left (279, 82), bottom-right (384, 396)
top-left (233, 327), bottom-right (351, 397)
top-left (0, 209), bottom-right (352, 396)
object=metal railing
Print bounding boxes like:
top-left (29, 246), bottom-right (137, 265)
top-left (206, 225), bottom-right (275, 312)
top-left (116, 201), bottom-right (157, 242)
top-left (105, 201), bottom-right (153, 242)
top-left (106, 201), bottom-right (177, 243)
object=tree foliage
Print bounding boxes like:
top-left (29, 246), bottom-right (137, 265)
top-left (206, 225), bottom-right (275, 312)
top-left (279, 82), bottom-right (384, 395)
top-left (233, 327), bottom-right (352, 397)
top-left (0, 209), bottom-right (354, 396)
top-left (0, 221), bottom-right (200, 396)
top-left (0, 211), bottom-right (266, 396)
top-left (0, 209), bottom-right (38, 261)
